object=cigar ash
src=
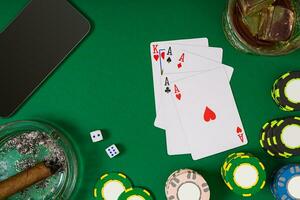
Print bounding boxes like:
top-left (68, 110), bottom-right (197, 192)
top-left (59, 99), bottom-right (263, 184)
top-left (0, 131), bottom-right (67, 199)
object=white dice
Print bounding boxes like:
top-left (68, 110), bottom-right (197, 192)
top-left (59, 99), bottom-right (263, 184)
top-left (90, 130), bottom-right (103, 143)
top-left (105, 144), bottom-right (120, 158)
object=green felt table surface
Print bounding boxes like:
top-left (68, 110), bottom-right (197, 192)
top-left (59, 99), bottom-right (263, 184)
top-left (1, 0), bottom-right (300, 199)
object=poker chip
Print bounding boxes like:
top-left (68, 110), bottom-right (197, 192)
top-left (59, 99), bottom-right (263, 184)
top-left (260, 117), bottom-right (300, 158)
top-left (271, 164), bottom-right (300, 199)
top-left (93, 172), bottom-right (133, 199)
top-left (165, 169), bottom-right (192, 195)
top-left (221, 153), bottom-right (266, 197)
top-left (271, 72), bottom-right (300, 111)
top-left (118, 187), bottom-right (153, 200)
top-left (221, 152), bottom-right (247, 178)
top-left (165, 169), bottom-right (210, 200)
top-left (259, 120), bottom-right (290, 158)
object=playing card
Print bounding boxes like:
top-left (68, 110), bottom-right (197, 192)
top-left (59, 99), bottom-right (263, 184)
top-left (160, 47), bottom-right (229, 74)
top-left (155, 48), bottom-right (233, 129)
top-left (158, 67), bottom-right (233, 155)
top-left (150, 38), bottom-right (208, 116)
top-left (151, 44), bottom-right (234, 155)
top-left (171, 68), bottom-right (247, 160)
top-left (151, 44), bottom-right (227, 127)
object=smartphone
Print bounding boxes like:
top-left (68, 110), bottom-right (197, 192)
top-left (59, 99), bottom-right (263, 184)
top-left (0, 0), bottom-right (90, 117)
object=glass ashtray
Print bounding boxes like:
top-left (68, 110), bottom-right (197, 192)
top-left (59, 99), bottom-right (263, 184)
top-left (0, 120), bottom-right (77, 200)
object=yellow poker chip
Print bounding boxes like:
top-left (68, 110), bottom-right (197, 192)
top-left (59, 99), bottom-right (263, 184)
top-left (93, 172), bottom-right (132, 200)
top-left (165, 169), bottom-right (210, 200)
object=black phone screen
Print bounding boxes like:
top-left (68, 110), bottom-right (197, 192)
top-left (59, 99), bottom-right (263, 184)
top-left (0, 0), bottom-right (90, 117)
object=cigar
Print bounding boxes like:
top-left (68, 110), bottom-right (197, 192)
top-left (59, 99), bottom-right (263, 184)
top-left (0, 159), bottom-right (62, 200)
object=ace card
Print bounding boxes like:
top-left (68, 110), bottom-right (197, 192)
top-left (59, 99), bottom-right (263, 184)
top-left (150, 38), bottom-right (209, 116)
top-left (155, 49), bottom-right (234, 129)
top-left (171, 68), bottom-right (247, 160)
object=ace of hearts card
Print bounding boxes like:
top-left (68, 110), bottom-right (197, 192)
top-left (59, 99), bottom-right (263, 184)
top-left (170, 68), bottom-right (247, 160)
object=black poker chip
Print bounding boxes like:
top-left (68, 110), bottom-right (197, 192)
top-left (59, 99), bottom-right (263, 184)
top-left (260, 117), bottom-right (300, 158)
top-left (260, 121), bottom-right (276, 156)
top-left (271, 72), bottom-right (300, 111)
top-left (271, 117), bottom-right (300, 155)
top-left (265, 120), bottom-right (291, 158)
top-left (271, 79), bottom-right (292, 111)
top-left (260, 120), bottom-right (290, 158)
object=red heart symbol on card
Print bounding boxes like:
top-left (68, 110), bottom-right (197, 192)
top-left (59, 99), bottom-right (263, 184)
top-left (175, 93), bottom-right (181, 100)
top-left (203, 107), bottom-right (216, 122)
top-left (161, 52), bottom-right (165, 60)
top-left (153, 54), bottom-right (159, 61)
top-left (177, 63), bottom-right (182, 69)
top-left (236, 127), bottom-right (242, 133)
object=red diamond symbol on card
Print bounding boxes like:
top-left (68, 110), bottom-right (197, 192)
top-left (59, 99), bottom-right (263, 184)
top-left (177, 63), bottom-right (182, 69)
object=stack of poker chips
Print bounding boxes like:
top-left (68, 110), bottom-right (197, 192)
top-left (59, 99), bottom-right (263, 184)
top-left (165, 169), bottom-right (210, 200)
top-left (272, 71), bottom-right (300, 111)
top-left (260, 117), bottom-right (300, 158)
top-left (271, 164), bottom-right (300, 199)
top-left (221, 152), bottom-right (266, 197)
